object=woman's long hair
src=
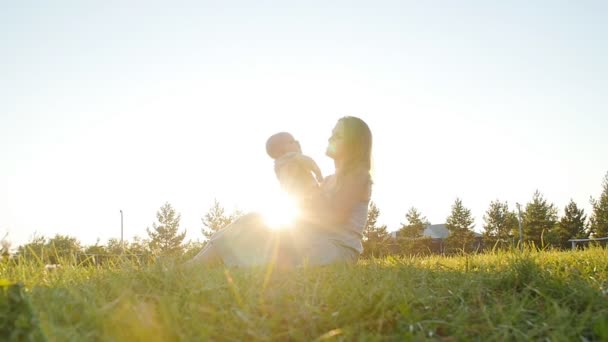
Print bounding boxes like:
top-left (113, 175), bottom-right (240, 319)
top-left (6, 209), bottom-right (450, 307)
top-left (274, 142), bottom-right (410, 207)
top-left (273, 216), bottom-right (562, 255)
top-left (335, 116), bottom-right (373, 198)
top-left (338, 116), bottom-right (372, 173)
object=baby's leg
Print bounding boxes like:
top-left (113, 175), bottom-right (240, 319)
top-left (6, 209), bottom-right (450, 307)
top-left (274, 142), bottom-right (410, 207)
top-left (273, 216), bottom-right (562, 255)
top-left (183, 242), bottom-right (222, 268)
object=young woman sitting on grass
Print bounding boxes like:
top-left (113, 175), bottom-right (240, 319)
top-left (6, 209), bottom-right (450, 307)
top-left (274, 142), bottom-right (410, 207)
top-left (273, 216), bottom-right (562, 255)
top-left (185, 116), bottom-right (373, 268)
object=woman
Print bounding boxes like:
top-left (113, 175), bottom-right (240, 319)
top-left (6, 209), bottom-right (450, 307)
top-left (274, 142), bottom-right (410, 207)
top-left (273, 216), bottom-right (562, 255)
top-left (187, 116), bottom-right (372, 268)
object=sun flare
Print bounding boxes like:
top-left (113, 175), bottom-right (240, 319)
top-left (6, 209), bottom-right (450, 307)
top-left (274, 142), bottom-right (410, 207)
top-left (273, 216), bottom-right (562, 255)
top-left (259, 192), bottom-right (300, 230)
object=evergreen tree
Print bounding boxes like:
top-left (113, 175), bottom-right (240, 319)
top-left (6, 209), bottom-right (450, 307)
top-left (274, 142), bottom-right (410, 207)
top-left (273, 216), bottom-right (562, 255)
top-left (590, 172), bottom-right (608, 237)
top-left (362, 201), bottom-right (389, 258)
top-left (483, 200), bottom-right (518, 247)
top-left (146, 202), bottom-right (186, 256)
top-left (522, 190), bottom-right (558, 248)
top-left (398, 207), bottom-right (429, 239)
top-left (445, 198), bottom-right (477, 252)
top-left (556, 199), bottom-right (588, 248)
top-left (397, 207), bottom-right (432, 256)
top-left (202, 199), bottom-right (242, 239)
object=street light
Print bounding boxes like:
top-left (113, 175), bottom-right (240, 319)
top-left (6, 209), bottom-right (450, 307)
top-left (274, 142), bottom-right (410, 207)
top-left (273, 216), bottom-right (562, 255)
top-left (120, 210), bottom-right (124, 248)
top-left (515, 203), bottom-right (523, 251)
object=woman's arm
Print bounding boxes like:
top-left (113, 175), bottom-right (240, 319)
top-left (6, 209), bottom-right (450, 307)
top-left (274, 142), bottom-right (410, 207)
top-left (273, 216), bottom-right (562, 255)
top-left (307, 170), bottom-right (371, 225)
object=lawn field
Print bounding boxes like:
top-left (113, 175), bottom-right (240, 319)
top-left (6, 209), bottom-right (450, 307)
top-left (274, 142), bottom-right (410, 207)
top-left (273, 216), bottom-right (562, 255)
top-left (1, 248), bottom-right (607, 341)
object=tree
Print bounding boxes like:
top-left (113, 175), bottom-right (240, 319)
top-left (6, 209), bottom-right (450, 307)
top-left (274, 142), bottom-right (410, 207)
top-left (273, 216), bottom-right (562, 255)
top-left (83, 240), bottom-right (108, 266)
top-left (445, 198), bottom-right (477, 252)
top-left (84, 239), bottom-right (106, 255)
top-left (201, 199), bottom-right (242, 239)
top-left (362, 201), bottom-right (390, 258)
top-left (46, 234), bottom-right (82, 263)
top-left (105, 238), bottom-right (124, 256)
top-left (522, 190), bottom-right (558, 248)
top-left (17, 235), bottom-right (47, 262)
top-left (590, 172), bottom-right (608, 238)
top-left (126, 236), bottom-right (153, 264)
top-left (482, 200), bottom-right (518, 248)
top-left (556, 199), bottom-right (588, 249)
top-left (146, 202), bottom-right (186, 256)
top-left (396, 207), bottom-right (432, 255)
top-left (398, 207), bottom-right (429, 239)
top-left (126, 236), bottom-right (151, 256)
top-left (182, 240), bottom-right (205, 260)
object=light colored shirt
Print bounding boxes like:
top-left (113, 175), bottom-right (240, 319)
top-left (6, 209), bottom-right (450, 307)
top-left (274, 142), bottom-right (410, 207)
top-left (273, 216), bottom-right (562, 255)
top-left (274, 152), bottom-right (323, 200)
top-left (315, 200), bottom-right (369, 254)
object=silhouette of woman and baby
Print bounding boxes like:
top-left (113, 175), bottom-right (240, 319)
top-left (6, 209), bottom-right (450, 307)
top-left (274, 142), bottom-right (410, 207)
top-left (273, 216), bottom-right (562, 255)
top-left (185, 116), bottom-right (372, 268)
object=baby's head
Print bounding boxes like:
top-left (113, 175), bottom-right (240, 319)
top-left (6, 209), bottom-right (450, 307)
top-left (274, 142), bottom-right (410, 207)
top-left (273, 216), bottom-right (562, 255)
top-left (266, 132), bottom-right (301, 159)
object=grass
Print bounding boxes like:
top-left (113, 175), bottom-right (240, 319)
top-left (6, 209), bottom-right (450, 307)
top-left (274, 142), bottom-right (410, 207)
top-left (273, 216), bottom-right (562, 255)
top-left (1, 247), bottom-right (608, 341)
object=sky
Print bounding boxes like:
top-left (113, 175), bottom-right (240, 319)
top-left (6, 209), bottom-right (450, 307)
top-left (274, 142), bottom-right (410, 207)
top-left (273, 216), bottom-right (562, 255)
top-left (1, 1), bottom-right (607, 248)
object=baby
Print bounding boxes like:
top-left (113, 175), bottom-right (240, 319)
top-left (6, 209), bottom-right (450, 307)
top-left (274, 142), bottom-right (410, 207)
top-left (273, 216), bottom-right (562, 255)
top-left (265, 132), bottom-right (323, 203)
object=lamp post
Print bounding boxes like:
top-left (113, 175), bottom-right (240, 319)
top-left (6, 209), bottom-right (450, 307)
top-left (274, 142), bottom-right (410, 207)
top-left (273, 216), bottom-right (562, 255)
top-left (120, 210), bottom-right (124, 249)
top-left (516, 203), bottom-right (523, 251)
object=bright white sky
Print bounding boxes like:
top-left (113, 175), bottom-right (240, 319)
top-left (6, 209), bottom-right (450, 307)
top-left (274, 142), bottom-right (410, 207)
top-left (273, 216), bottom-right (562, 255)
top-left (2, 1), bottom-right (607, 248)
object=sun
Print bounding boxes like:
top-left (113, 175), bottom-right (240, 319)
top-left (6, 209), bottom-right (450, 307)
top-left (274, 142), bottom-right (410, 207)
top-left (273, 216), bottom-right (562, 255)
top-left (259, 192), bottom-right (300, 230)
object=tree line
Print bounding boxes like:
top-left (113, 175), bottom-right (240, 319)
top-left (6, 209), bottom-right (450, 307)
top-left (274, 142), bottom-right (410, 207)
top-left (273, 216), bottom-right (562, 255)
top-left (4, 173), bottom-right (608, 264)
top-left (6, 199), bottom-right (242, 265)
top-left (362, 172), bottom-right (608, 257)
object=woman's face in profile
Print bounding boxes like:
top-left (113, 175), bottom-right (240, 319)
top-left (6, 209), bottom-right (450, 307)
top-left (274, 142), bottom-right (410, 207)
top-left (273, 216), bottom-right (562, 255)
top-left (326, 121), bottom-right (345, 159)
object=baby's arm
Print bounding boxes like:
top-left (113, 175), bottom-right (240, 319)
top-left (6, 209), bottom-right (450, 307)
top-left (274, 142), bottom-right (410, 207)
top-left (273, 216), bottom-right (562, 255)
top-left (275, 162), bottom-right (300, 194)
top-left (298, 155), bottom-right (323, 183)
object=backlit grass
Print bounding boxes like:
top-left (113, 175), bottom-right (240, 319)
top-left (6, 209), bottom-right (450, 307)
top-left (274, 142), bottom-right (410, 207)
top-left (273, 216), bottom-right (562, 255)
top-left (1, 247), bottom-right (607, 341)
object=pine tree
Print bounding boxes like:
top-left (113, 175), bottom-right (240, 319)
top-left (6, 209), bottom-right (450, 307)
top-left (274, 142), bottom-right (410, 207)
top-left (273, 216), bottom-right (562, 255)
top-left (556, 199), bottom-right (588, 248)
top-left (398, 207), bottom-right (429, 239)
top-left (590, 172), bottom-right (608, 237)
top-left (146, 202), bottom-right (186, 256)
top-left (201, 199), bottom-right (242, 239)
top-left (445, 198), bottom-right (476, 252)
top-left (397, 207), bottom-right (432, 255)
top-left (483, 200), bottom-right (518, 247)
top-left (522, 190), bottom-right (558, 248)
top-left (362, 201), bottom-right (389, 258)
